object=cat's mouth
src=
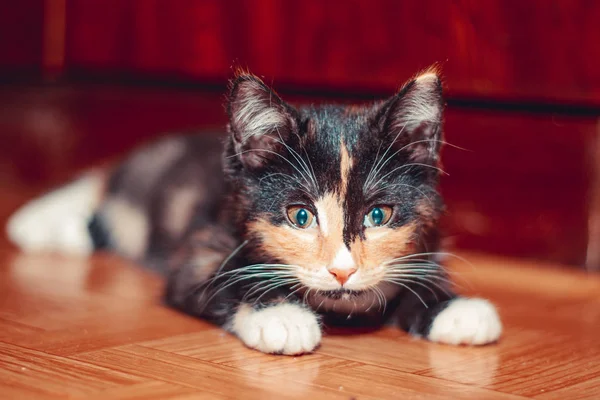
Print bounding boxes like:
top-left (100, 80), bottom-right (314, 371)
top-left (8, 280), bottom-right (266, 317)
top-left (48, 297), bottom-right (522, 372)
top-left (318, 288), bottom-right (365, 300)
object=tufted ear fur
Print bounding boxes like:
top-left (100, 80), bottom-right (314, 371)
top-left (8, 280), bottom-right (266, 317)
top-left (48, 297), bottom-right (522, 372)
top-left (227, 73), bottom-right (299, 170)
top-left (379, 70), bottom-right (444, 166)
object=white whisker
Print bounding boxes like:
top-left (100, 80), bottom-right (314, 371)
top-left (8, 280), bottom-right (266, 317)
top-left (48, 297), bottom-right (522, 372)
top-left (370, 183), bottom-right (435, 206)
top-left (363, 124), bottom-right (408, 190)
top-left (244, 275), bottom-right (298, 298)
top-left (213, 240), bottom-right (248, 279)
top-left (273, 134), bottom-right (319, 192)
top-left (368, 162), bottom-right (448, 193)
top-left (196, 263), bottom-right (299, 311)
top-left (374, 285), bottom-right (387, 314)
top-left (385, 277), bottom-right (440, 301)
top-left (384, 280), bottom-right (428, 308)
top-left (384, 251), bottom-right (475, 270)
top-left (259, 172), bottom-right (312, 194)
top-left (366, 137), bottom-right (445, 191)
top-left (283, 283), bottom-right (305, 302)
top-left (303, 287), bottom-right (313, 305)
top-left (228, 148), bottom-right (315, 190)
top-left (250, 278), bottom-right (300, 304)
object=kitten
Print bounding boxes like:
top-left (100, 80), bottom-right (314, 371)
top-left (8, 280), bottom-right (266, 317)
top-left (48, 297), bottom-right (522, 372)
top-left (7, 69), bottom-right (502, 355)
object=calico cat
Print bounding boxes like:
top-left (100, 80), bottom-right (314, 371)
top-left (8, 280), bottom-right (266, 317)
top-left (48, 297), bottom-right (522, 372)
top-left (7, 69), bottom-right (502, 355)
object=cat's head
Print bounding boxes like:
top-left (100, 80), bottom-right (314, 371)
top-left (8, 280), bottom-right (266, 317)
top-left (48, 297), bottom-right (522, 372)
top-left (225, 69), bottom-right (445, 299)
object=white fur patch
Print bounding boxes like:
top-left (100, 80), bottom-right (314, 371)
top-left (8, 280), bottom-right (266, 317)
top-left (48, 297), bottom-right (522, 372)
top-left (428, 298), bottom-right (502, 346)
top-left (330, 246), bottom-right (355, 270)
top-left (314, 193), bottom-right (344, 238)
top-left (230, 303), bottom-right (321, 355)
top-left (6, 174), bottom-right (102, 255)
top-left (316, 203), bottom-right (329, 234)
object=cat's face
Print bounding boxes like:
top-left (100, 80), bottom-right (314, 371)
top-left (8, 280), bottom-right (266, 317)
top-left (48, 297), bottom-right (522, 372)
top-left (226, 71), bottom-right (444, 298)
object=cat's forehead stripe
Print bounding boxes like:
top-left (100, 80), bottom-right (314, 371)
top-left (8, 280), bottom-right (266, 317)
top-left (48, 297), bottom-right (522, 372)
top-left (339, 141), bottom-right (352, 198)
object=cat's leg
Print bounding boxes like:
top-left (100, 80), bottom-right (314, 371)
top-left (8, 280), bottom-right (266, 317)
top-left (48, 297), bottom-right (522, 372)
top-left (6, 171), bottom-right (105, 255)
top-left (396, 284), bottom-right (502, 346)
top-left (6, 136), bottom-right (196, 259)
top-left (164, 227), bottom-right (322, 355)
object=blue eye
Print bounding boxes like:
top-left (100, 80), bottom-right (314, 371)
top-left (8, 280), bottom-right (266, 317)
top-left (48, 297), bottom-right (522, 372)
top-left (365, 206), bottom-right (393, 227)
top-left (287, 206), bottom-right (315, 229)
top-left (371, 208), bottom-right (384, 224)
top-left (296, 209), bottom-right (309, 226)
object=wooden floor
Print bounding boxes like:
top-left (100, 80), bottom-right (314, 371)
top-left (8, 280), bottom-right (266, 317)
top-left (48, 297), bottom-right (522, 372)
top-left (1, 246), bottom-right (599, 399)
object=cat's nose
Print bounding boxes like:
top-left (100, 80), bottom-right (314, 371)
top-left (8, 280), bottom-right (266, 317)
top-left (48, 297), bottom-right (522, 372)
top-left (328, 267), bottom-right (357, 286)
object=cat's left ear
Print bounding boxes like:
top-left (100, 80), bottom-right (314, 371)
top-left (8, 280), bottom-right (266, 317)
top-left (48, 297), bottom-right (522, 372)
top-left (378, 70), bottom-right (444, 165)
top-left (227, 72), bottom-right (299, 169)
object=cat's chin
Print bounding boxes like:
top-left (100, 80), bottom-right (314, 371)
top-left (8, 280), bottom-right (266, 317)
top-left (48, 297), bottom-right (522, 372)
top-left (302, 283), bottom-right (401, 315)
top-left (303, 288), bottom-right (384, 315)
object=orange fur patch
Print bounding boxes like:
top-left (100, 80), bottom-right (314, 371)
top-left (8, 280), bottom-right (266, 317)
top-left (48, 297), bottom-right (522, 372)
top-left (351, 224), bottom-right (417, 269)
top-left (339, 142), bottom-right (352, 198)
top-left (248, 218), bottom-right (324, 272)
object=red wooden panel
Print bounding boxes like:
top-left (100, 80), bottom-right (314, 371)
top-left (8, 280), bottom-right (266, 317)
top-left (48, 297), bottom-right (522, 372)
top-left (0, 0), bottom-right (44, 76)
top-left (64, 0), bottom-right (600, 105)
top-left (441, 110), bottom-right (596, 265)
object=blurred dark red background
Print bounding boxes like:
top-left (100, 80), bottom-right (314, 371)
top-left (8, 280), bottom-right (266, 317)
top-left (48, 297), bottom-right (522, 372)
top-left (1, 0), bottom-right (599, 268)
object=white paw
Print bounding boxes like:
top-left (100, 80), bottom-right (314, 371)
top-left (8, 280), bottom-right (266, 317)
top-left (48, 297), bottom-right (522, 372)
top-left (427, 298), bottom-right (502, 346)
top-left (6, 175), bottom-right (101, 255)
top-left (231, 303), bottom-right (322, 355)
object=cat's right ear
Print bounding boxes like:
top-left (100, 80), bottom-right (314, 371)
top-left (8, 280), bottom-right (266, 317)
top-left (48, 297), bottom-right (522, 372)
top-left (227, 73), bottom-right (298, 170)
top-left (377, 69), bottom-right (444, 167)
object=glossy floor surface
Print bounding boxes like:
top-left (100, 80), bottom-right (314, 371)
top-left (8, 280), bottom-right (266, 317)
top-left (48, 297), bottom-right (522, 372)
top-left (0, 247), bottom-right (599, 399)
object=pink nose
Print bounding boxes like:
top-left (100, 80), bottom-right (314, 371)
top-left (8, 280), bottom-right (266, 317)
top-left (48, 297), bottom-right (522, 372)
top-left (328, 267), bottom-right (357, 286)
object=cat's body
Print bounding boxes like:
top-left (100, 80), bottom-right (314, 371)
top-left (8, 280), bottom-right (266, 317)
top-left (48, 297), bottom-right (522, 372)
top-left (7, 70), bottom-right (502, 354)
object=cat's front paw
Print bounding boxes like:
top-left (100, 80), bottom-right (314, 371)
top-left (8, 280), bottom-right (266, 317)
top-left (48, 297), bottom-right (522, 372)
top-left (231, 303), bottom-right (321, 355)
top-left (427, 298), bottom-right (502, 346)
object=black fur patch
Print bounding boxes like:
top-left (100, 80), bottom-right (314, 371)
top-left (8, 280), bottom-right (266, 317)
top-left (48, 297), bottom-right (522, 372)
top-left (87, 213), bottom-right (110, 250)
